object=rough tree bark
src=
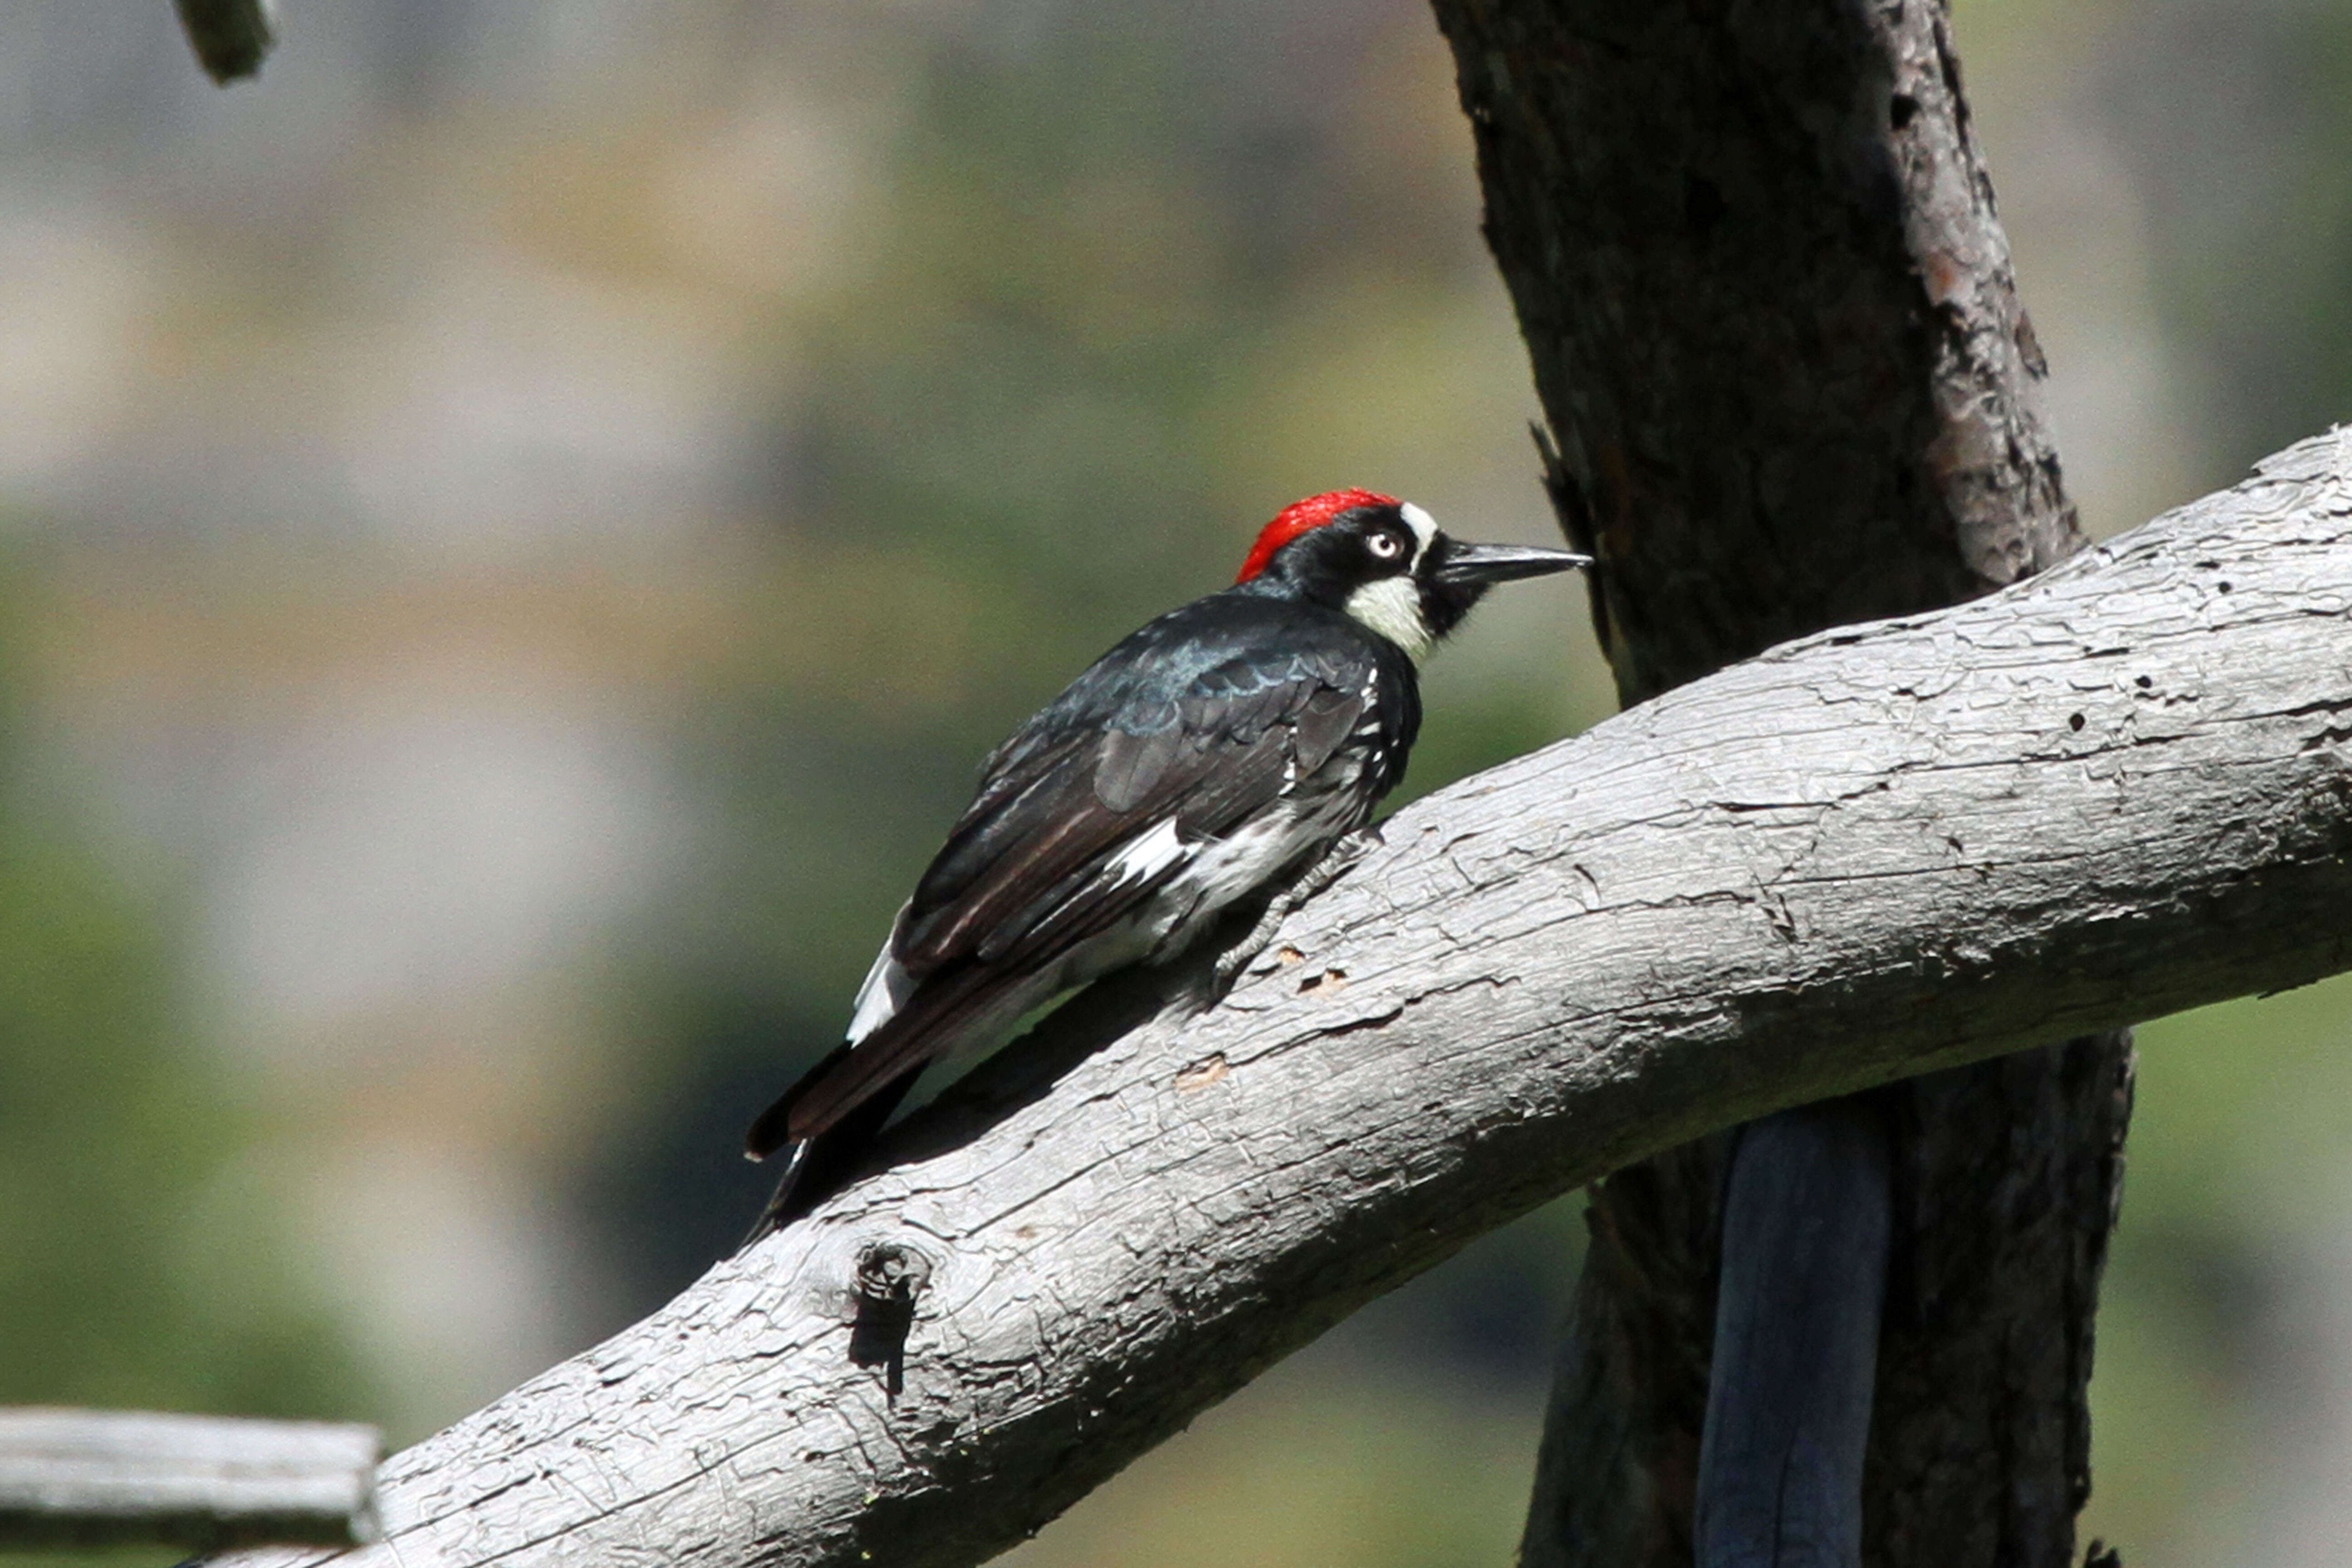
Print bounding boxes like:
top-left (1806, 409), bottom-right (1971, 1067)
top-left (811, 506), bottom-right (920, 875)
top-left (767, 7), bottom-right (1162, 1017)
top-left (1423, 2), bottom-right (2124, 1561)
top-left (206, 434), bottom-right (2352, 1568)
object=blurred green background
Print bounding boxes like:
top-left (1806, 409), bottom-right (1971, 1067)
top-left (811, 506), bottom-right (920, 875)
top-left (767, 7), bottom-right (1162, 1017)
top-left (0, 2), bottom-right (2346, 1564)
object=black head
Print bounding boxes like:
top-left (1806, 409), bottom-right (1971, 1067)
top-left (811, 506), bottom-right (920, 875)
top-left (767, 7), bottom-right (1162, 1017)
top-left (1235, 490), bottom-right (1589, 660)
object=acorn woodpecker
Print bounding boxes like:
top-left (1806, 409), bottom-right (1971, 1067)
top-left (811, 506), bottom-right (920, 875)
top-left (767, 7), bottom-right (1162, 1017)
top-left (744, 490), bottom-right (1588, 1233)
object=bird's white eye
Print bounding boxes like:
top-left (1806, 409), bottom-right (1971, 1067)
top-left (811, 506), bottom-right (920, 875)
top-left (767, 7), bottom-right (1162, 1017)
top-left (1367, 532), bottom-right (1404, 560)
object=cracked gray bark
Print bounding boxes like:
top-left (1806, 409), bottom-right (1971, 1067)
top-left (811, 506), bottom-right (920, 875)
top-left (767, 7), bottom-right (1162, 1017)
top-left (203, 431), bottom-right (2352, 1568)
top-left (1422, 0), bottom-right (2122, 1561)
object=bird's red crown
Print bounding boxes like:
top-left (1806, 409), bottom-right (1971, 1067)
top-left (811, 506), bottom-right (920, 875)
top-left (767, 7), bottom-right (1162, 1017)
top-left (1235, 488), bottom-right (1400, 584)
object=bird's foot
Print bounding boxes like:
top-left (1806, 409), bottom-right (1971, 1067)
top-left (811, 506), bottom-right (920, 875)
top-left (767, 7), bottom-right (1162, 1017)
top-left (1208, 823), bottom-right (1384, 997)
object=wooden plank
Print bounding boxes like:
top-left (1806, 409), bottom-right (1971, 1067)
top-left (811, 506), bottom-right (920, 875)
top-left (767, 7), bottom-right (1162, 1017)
top-left (0, 1408), bottom-right (378, 1552)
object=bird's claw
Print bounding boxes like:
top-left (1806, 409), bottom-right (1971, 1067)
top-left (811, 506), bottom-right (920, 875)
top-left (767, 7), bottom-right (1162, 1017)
top-left (1207, 823), bottom-right (1384, 996)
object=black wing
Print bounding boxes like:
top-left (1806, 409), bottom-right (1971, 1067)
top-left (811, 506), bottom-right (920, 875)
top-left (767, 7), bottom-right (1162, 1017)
top-left (750, 593), bottom-right (1416, 1152)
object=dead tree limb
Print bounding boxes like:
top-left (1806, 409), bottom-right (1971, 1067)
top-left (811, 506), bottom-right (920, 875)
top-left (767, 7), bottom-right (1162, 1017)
top-left (204, 430), bottom-right (2352, 1568)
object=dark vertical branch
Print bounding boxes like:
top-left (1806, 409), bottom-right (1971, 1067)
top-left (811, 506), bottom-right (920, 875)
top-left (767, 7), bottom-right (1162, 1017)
top-left (173, 0), bottom-right (278, 85)
top-left (1696, 1102), bottom-right (1892, 1568)
top-left (1426, 1), bottom-right (2131, 1563)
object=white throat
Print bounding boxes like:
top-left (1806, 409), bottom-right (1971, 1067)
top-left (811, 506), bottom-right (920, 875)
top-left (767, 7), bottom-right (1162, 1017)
top-left (1344, 576), bottom-right (1435, 662)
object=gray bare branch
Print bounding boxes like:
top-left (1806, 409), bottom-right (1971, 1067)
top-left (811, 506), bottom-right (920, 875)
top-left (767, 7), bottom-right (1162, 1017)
top-left (208, 430), bottom-right (2352, 1568)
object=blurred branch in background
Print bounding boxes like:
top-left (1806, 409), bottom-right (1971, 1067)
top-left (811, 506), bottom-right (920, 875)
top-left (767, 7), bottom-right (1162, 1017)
top-left (172, 0), bottom-right (276, 84)
top-left (0, 1407), bottom-right (376, 1553)
top-left (199, 431), bottom-right (2352, 1568)
top-left (0, 528), bottom-right (372, 1568)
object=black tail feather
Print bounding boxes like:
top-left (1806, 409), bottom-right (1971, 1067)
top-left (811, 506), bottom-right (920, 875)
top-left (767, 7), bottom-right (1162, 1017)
top-left (742, 1068), bottom-right (923, 1245)
top-left (745, 1040), bottom-right (855, 1161)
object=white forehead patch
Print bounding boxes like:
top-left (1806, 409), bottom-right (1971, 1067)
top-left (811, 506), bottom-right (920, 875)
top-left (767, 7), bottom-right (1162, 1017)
top-left (1345, 576), bottom-right (1435, 663)
top-left (1399, 501), bottom-right (1439, 565)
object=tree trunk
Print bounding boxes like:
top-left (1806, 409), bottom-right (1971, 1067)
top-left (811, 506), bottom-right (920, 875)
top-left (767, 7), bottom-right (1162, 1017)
top-left (197, 438), bottom-right (2352, 1568)
top-left (1424, 1), bottom-right (2129, 1562)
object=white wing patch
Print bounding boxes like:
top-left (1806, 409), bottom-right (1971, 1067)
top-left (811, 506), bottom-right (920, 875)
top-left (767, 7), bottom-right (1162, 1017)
top-left (1107, 817), bottom-right (1190, 884)
top-left (846, 902), bottom-right (916, 1043)
top-left (1344, 576), bottom-right (1435, 663)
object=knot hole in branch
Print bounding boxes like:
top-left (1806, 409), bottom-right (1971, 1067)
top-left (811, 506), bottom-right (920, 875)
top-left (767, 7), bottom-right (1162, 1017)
top-left (848, 1240), bottom-right (933, 1400)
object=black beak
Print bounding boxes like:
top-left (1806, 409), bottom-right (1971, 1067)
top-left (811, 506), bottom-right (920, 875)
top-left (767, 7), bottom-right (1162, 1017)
top-left (1432, 539), bottom-right (1592, 587)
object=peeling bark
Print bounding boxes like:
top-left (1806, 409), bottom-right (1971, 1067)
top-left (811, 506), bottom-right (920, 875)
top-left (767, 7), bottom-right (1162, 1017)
top-left (206, 433), bottom-right (2352, 1568)
top-left (1433, 0), bottom-right (2078, 706)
